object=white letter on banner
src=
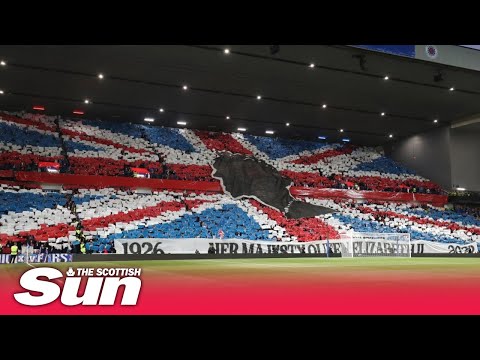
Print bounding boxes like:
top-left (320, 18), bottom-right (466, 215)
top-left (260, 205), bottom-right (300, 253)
top-left (61, 277), bottom-right (105, 306)
top-left (14, 268), bottom-right (62, 306)
top-left (98, 277), bottom-right (142, 305)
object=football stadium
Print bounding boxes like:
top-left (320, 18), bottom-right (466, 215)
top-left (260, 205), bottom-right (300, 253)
top-left (0, 45), bottom-right (479, 314)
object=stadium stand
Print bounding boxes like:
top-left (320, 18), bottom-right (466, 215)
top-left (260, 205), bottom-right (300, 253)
top-left (0, 111), bottom-right (441, 194)
top-left (2, 110), bottom-right (475, 252)
top-left (306, 198), bottom-right (480, 244)
top-left (0, 184), bottom-right (76, 246)
top-left (0, 183), bottom-right (477, 251)
top-left (0, 112), bottom-right (64, 171)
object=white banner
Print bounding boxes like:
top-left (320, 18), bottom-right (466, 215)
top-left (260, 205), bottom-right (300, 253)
top-left (0, 253), bottom-right (73, 264)
top-left (114, 238), bottom-right (477, 255)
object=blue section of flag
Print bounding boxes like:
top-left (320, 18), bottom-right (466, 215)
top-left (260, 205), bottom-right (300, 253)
top-left (0, 122), bottom-right (61, 147)
top-left (244, 134), bottom-right (329, 159)
top-left (82, 119), bottom-right (144, 138)
top-left (140, 126), bottom-right (197, 153)
top-left (333, 213), bottom-right (465, 244)
top-left (352, 157), bottom-right (417, 175)
top-left (64, 139), bottom-right (104, 152)
top-left (0, 191), bottom-right (109, 215)
top-left (353, 45), bottom-right (415, 58)
top-left (408, 208), bottom-right (480, 228)
top-left (102, 204), bottom-right (271, 240)
top-left (0, 191), bottom-right (66, 214)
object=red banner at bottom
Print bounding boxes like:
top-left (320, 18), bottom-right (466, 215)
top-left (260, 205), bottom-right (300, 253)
top-left (1, 259), bottom-right (478, 314)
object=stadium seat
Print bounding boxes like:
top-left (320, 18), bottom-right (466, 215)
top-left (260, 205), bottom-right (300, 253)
top-left (0, 110), bottom-right (442, 194)
top-left (0, 184), bottom-right (478, 248)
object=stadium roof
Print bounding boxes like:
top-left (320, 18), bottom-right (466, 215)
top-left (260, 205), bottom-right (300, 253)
top-left (1, 45), bottom-right (480, 146)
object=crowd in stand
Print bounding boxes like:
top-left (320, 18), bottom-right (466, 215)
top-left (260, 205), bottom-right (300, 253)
top-left (286, 172), bottom-right (441, 194)
top-left (0, 111), bottom-right (447, 195)
top-left (3, 110), bottom-right (475, 255)
top-left (1, 183), bottom-right (477, 251)
top-left (0, 238), bottom-right (70, 254)
top-left (454, 205), bottom-right (480, 220)
top-left (0, 109), bottom-right (477, 264)
top-left (306, 198), bottom-right (479, 244)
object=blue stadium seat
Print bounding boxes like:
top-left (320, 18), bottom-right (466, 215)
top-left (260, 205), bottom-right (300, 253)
top-left (244, 134), bottom-right (329, 159)
top-left (353, 157), bottom-right (417, 175)
top-left (0, 122), bottom-right (61, 148)
top-left (140, 125), bottom-right (196, 152)
top-left (0, 191), bottom-right (66, 214)
top-left (81, 119), bottom-right (144, 138)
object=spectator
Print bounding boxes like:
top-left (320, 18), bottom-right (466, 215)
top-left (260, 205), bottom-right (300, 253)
top-left (10, 242), bottom-right (19, 263)
top-left (16, 241), bottom-right (22, 254)
top-left (80, 241), bottom-right (86, 254)
top-left (33, 240), bottom-right (41, 254)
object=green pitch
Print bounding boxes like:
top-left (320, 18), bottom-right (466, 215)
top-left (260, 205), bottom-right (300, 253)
top-left (3, 256), bottom-right (480, 275)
